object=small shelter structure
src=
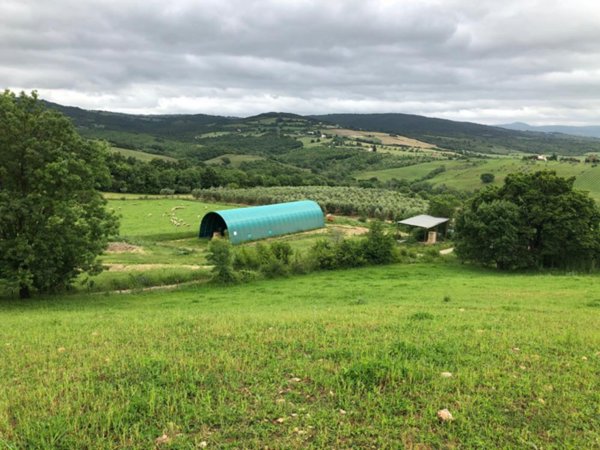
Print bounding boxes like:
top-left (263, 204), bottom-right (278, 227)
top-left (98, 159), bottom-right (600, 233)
top-left (199, 200), bottom-right (324, 244)
top-left (397, 214), bottom-right (449, 244)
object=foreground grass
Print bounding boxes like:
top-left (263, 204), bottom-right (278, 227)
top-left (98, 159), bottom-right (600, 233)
top-left (1, 263), bottom-right (599, 448)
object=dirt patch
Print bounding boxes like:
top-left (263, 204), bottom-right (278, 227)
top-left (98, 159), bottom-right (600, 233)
top-left (106, 242), bottom-right (145, 254)
top-left (105, 264), bottom-right (208, 272)
top-left (329, 224), bottom-right (370, 236)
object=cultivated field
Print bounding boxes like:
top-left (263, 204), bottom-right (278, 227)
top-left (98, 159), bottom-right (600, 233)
top-left (326, 128), bottom-right (437, 148)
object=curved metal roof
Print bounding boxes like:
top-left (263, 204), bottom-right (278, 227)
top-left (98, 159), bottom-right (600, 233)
top-left (199, 200), bottom-right (324, 244)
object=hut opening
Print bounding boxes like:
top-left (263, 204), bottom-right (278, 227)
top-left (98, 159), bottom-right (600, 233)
top-left (199, 200), bottom-right (324, 244)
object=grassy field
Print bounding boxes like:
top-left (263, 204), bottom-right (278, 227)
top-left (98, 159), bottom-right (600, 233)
top-left (1, 262), bottom-right (599, 448)
top-left (80, 197), bottom-right (236, 292)
top-left (87, 196), bottom-right (370, 293)
top-left (110, 147), bottom-right (177, 163)
top-left (204, 154), bottom-right (265, 167)
top-left (357, 159), bottom-right (600, 202)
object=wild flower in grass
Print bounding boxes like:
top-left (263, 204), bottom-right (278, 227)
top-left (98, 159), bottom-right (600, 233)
top-left (57, 347), bottom-right (66, 353)
top-left (199, 441), bottom-right (208, 448)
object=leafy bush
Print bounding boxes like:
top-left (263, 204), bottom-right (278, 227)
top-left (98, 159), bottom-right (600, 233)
top-left (363, 221), bottom-right (397, 265)
top-left (480, 173), bottom-right (495, 184)
top-left (206, 239), bottom-right (237, 283)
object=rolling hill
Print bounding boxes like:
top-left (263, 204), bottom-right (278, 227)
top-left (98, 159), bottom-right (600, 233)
top-left (499, 122), bottom-right (600, 138)
top-left (44, 101), bottom-right (600, 158)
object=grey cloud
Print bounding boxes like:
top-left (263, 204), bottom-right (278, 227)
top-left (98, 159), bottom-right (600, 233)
top-left (1, 0), bottom-right (599, 124)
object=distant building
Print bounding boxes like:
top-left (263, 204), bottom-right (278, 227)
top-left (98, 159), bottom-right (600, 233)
top-left (398, 214), bottom-right (449, 244)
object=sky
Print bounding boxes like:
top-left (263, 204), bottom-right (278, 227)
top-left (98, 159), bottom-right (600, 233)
top-left (2, 0), bottom-right (600, 125)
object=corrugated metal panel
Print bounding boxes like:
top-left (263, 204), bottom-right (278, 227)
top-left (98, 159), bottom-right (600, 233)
top-left (199, 200), bottom-right (324, 244)
top-left (398, 214), bottom-right (449, 229)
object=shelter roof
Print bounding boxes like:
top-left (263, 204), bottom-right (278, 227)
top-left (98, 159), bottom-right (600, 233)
top-left (398, 214), bottom-right (449, 229)
top-left (199, 200), bottom-right (324, 244)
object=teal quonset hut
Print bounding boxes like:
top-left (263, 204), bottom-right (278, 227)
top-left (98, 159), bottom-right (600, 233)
top-left (199, 200), bottom-right (324, 244)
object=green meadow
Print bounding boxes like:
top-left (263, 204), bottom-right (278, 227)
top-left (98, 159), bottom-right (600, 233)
top-left (1, 263), bottom-right (599, 448)
top-left (110, 147), bottom-right (177, 163)
top-left (357, 159), bottom-right (600, 202)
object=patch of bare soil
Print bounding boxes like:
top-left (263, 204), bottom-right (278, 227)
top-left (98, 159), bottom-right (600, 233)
top-left (105, 264), bottom-right (208, 272)
top-left (329, 224), bottom-right (370, 236)
top-left (326, 128), bottom-right (437, 148)
top-left (106, 242), bottom-right (145, 254)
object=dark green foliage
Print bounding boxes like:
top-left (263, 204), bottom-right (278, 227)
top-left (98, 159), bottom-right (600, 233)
top-left (455, 171), bottom-right (600, 270)
top-left (232, 242), bottom-right (294, 278)
top-left (363, 221), bottom-right (397, 264)
top-left (480, 172), bottom-right (495, 183)
top-left (309, 240), bottom-right (338, 270)
top-left (206, 239), bottom-right (237, 283)
top-left (335, 239), bottom-right (367, 268)
top-left (456, 199), bottom-right (533, 270)
top-left (0, 91), bottom-right (119, 298)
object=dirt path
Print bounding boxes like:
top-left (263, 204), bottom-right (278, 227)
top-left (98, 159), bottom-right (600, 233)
top-left (105, 263), bottom-right (211, 272)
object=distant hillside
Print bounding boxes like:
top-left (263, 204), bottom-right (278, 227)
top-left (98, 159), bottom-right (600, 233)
top-left (43, 101), bottom-right (600, 157)
top-left (499, 122), bottom-right (600, 139)
top-left (42, 101), bottom-right (234, 140)
top-left (313, 113), bottom-right (600, 156)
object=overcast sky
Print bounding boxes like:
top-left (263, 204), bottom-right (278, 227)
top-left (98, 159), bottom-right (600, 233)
top-left (2, 0), bottom-right (600, 124)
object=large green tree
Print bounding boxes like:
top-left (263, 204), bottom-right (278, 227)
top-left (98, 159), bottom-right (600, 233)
top-left (455, 171), bottom-right (600, 270)
top-left (0, 91), bottom-right (119, 298)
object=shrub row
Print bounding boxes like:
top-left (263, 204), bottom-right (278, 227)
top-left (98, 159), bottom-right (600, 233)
top-left (206, 221), bottom-right (438, 283)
